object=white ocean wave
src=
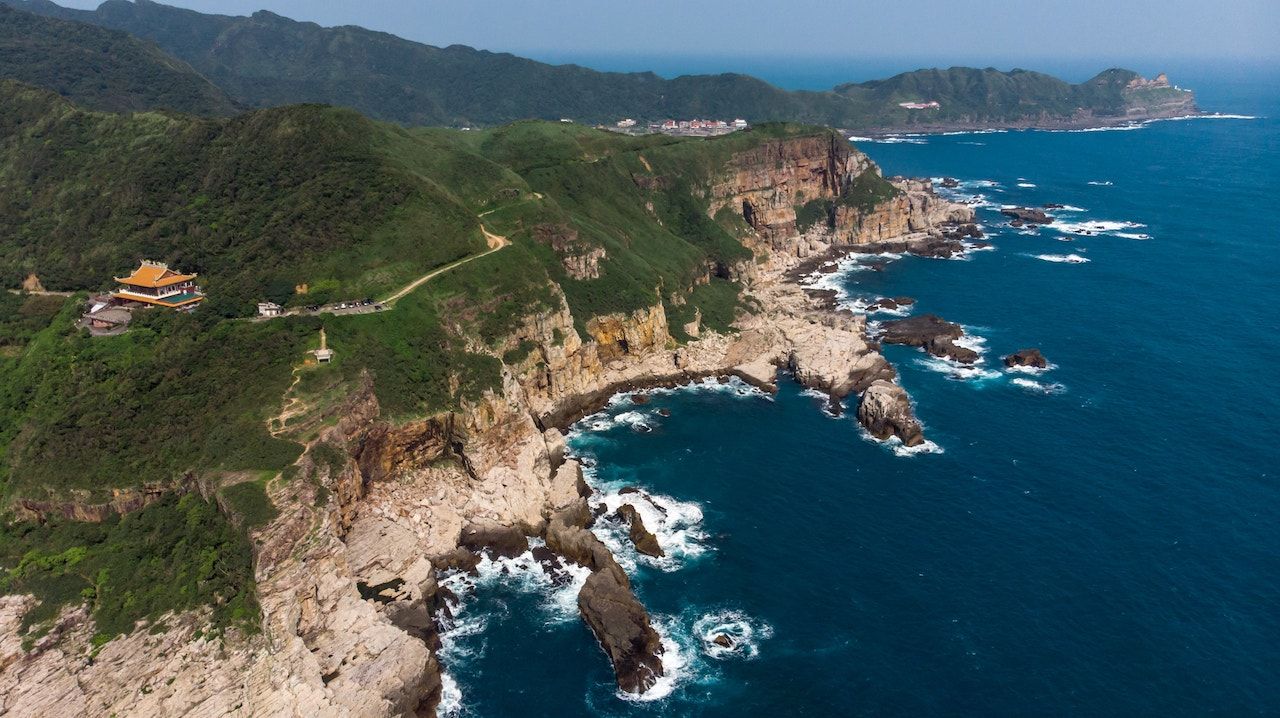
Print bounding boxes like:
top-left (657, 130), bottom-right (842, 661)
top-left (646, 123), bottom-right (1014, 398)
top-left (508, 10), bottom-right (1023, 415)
top-left (1004, 362), bottom-right (1057, 375)
top-left (847, 135), bottom-right (928, 145)
top-left (845, 296), bottom-right (913, 317)
top-left (1055, 205), bottom-right (1087, 212)
top-left (1032, 253), bottom-right (1091, 264)
top-left (593, 485), bottom-right (709, 573)
top-left (1087, 180), bottom-right (1114, 186)
top-left (1147, 113), bottom-right (1259, 122)
top-left (1049, 123), bottom-right (1146, 133)
top-left (1016, 182), bottom-right (1037, 188)
top-left (914, 356), bottom-right (1002, 381)
top-left (620, 617), bottom-right (691, 703)
top-left (436, 673), bottom-right (463, 718)
top-left (1113, 231), bottom-right (1152, 240)
top-left (1048, 219), bottom-right (1147, 237)
top-left (890, 437), bottom-right (945, 457)
top-left (693, 610), bottom-right (773, 660)
top-left (1010, 377), bottom-right (1067, 394)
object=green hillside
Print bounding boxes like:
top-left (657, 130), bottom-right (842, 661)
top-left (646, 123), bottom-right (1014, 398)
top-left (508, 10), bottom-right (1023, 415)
top-left (4, 0), bottom-right (1197, 130)
top-left (0, 3), bottom-right (237, 115)
top-left (0, 86), bottom-right (844, 507)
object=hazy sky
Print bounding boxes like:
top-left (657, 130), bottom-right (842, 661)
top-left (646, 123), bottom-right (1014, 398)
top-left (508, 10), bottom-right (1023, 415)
top-left (58, 0), bottom-right (1280, 67)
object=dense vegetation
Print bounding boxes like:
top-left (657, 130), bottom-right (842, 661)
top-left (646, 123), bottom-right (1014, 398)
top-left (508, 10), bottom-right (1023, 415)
top-left (0, 303), bottom-right (310, 501)
top-left (0, 493), bottom-right (260, 644)
top-left (0, 3), bottom-right (237, 115)
top-left (6, 0), bottom-right (1195, 130)
top-left (0, 292), bottom-right (66, 349)
top-left (0, 81), bottom-right (490, 313)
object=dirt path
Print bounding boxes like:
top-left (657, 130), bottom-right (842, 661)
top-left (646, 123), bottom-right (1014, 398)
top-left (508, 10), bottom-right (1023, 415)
top-left (380, 225), bottom-right (510, 306)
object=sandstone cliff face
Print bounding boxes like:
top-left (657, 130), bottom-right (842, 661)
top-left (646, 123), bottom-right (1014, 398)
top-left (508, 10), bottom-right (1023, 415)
top-left (836, 178), bottom-right (975, 244)
top-left (708, 134), bottom-right (874, 246)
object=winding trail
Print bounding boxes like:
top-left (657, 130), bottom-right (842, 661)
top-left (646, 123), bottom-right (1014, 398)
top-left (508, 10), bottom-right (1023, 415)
top-left (379, 225), bottom-right (509, 306)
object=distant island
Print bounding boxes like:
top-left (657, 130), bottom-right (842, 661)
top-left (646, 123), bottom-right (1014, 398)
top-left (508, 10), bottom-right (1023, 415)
top-left (4, 0), bottom-right (1199, 132)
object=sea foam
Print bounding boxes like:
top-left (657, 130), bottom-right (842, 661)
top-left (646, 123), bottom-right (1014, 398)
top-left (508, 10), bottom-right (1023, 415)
top-left (1033, 253), bottom-right (1091, 264)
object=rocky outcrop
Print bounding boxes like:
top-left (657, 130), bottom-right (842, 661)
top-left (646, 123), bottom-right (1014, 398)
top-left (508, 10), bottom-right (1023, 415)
top-left (459, 522), bottom-right (531, 558)
top-left (878, 314), bottom-right (978, 364)
top-left (612, 504), bottom-right (664, 558)
top-left (1000, 207), bottom-right (1051, 224)
top-left (708, 133), bottom-right (874, 245)
top-left (837, 178), bottom-right (974, 245)
top-left (1004, 348), bottom-right (1049, 369)
top-left (545, 503), bottom-right (664, 693)
top-left (533, 223), bottom-right (607, 279)
top-left (858, 380), bottom-right (925, 446)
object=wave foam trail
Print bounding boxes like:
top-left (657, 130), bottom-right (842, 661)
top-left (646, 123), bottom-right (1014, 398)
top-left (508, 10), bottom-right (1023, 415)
top-left (1011, 377), bottom-right (1067, 394)
top-left (1016, 182), bottom-right (1037, 188)
top-left (1033, 253), bottom-right (1091, 264)
top-left (848, 135), bottom-right (928, 144)
top-left (1087, 180), bottom-right (1113, 186)
top-left (693, 610), bottom-right (774, 660)
top-left (1049, 218), bottom-right (1147, 238)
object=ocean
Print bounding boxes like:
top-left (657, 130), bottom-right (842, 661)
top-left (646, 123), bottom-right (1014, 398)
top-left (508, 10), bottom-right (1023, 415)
top-left (434, 74), bottom-right (1280, 716)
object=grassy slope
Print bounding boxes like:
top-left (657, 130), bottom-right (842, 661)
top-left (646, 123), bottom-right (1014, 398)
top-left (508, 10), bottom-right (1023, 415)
top-left (0, 3), bottom-right (238, 116)
top-left (4, 0), bottom-right (1193, 129)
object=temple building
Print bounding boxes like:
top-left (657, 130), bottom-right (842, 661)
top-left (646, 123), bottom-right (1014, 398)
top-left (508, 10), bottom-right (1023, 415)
top-left (112, 260), bottom-right (205, 309)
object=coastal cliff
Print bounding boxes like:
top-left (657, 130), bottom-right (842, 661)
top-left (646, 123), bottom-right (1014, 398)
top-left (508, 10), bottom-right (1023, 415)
top-left (0, 131), bottom-right (973, 716)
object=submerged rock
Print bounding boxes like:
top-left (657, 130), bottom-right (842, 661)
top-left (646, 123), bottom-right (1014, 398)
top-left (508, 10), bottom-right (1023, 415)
top-left (857, 380), bottom-right (925, 446)
top-left (1003, 348), bottom-right (1049, 369)
top-left (612, 504), bottom-right (665, 558)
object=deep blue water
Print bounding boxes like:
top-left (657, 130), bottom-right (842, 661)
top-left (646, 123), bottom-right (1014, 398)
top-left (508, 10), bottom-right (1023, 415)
top-left (436, 78), bottom-right (1280, 717)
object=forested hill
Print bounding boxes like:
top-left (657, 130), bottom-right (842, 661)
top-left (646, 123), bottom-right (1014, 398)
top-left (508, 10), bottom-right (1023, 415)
top-left (0, 3), bottom-right (237, 115)
top-left (5, 0), bottom-right (1197, 130)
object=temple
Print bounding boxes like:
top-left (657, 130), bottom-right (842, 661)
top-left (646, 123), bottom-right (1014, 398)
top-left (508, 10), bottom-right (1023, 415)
top-left (112, 260), bottom-right (205, 309)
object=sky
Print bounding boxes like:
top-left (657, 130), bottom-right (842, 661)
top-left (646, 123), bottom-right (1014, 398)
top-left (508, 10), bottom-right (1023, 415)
top-left (57, 0), bottom-right (1280, 84)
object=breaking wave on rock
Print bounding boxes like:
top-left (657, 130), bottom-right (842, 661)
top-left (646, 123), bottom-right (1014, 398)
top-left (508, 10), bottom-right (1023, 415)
top-left (693, 610), bottom-right (774, 660)
top-left (591, 478), bottom-right (710, 573)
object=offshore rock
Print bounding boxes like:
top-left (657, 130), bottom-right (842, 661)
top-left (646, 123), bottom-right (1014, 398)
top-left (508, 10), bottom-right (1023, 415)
top-left (545, 509), bottom-right (664, 693)
top-left (1004, 348), bottom-right (1049, 369)
top-left (858, 380), bottom-right (925, 446)
top-left (879, 314), bottom-right (978, 364)
top-left (1000, 207), bottom-right (1052, 224)
top-left (612, 504), bottom-right (665, 558)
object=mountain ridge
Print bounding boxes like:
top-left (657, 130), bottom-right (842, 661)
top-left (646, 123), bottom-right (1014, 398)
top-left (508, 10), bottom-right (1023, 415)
top-left (3, 0), bottom-right (1199, 131)
top-left (0, 3), bottom-right (238, 114)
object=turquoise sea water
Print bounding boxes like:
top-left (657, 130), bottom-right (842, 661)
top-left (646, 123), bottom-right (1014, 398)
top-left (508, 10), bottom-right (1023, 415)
top-left (435, 76), bottom-right (1280, 716)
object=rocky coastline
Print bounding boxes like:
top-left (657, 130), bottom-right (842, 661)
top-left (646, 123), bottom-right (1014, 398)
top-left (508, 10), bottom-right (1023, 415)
top-left (0, 136), bottom-right (979, 717)
top-left (845, 106), bottom-right (1206, 138)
